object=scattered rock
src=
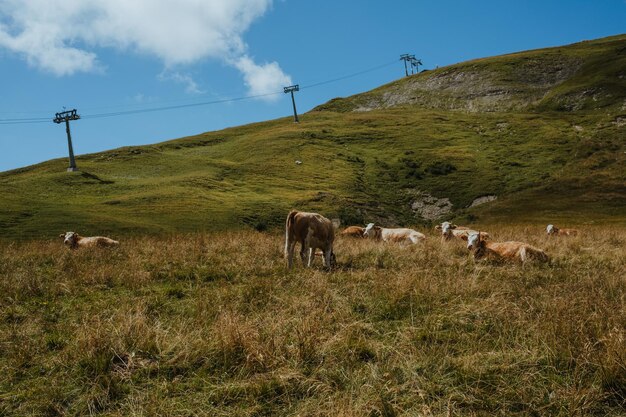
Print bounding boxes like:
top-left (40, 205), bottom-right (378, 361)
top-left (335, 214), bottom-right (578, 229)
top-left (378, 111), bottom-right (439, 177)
top-left (469, 195), bottom-right (497, 208)
top-left (496, 122), bottom-right (509, 131)
top-left (613, 117), bottom-right (626, 127)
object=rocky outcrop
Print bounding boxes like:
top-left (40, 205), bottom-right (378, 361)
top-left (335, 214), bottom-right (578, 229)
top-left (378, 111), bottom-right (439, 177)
top-left (352, 54), bottom-right (584, 113)
top-left (409, 190), bottom-right (453, 221)
top-left (469, 195), bottom-right (497, 208)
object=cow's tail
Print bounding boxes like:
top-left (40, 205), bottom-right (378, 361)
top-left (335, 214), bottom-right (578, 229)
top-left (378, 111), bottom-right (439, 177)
top-left (285, 210), bottom-right (298, 258)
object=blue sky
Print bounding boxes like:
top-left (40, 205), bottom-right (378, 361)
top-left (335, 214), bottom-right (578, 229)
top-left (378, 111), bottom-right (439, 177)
top-left (0, 0), bottom-right (624, 172)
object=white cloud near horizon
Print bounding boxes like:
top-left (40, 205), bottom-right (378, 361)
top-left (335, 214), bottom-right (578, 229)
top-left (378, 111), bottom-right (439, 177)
top-left (0, 0), bottom-right (290, 99)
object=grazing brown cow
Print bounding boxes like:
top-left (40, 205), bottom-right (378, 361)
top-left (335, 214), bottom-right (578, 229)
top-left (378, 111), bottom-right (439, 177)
top-left (435, 221), bottom-right (490, 242)
top-left (341, 226), bottom-right (365, 238)
top-left (59, 231), bottom-right (119, 249)
top-left (284, 210), bottom-right (336, 269)
top-left (467, 233), bottom-right (549, 263)
top-left (364, 223), bottom-right (425, 244)
top-left (546, 224), bottom-right (578, 237)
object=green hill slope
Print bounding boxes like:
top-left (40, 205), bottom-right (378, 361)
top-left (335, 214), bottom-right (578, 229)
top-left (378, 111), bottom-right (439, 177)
top-left (1, 35), bottom-right (625, 239)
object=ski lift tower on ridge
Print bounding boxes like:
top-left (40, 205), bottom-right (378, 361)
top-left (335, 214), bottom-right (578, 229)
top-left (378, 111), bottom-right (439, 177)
top-left (53, 109), bottom-right (80, 172)
top-left (284, 85), bottom-right (300, 123)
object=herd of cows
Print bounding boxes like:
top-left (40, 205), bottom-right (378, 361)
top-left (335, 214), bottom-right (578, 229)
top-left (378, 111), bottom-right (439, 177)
top-left (283, 210), bottom-right (577, 268)
top-left (58, 210), bottom-right (579, 269)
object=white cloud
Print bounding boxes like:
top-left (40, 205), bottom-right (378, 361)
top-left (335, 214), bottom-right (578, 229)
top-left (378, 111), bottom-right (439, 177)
top-left (158, 71), bottom-right (204, 95)
top-left (234, 56), bottom-right (292, 99)
top-left (0, 0), bottom-right (291, 98)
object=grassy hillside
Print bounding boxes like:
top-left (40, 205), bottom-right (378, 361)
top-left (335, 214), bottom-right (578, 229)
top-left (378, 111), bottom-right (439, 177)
top-left (1, 228), bottom-right (625, 416)
top-left (1, 35), bottom-right (625, 239)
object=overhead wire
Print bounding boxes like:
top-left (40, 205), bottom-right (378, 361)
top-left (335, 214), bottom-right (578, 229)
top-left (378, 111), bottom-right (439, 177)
top-left (0, 117), bottom-right (51, 125)
top-left (300, 60), bottom-right (397, 89)
top-left (81, 91), bottom-right (282, 120)
top-left (0, 59), bottom-right (399, 125)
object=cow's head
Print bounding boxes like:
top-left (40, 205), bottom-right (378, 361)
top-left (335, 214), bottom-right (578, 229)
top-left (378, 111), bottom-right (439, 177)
top-left (440, 221), bottom-right (456, 235)
top-left (546, 224), bottom-right (558, 235)
top-left (467, 232), bottom-right (486, 259)
top-left (363, 223), bottom-right (375, 237)
top-left (466, 232), bottom-right (483, 250)
top-left (60, 231), bottom-right (79, 248)
top-left (363, 223), bottom-right (382, 239)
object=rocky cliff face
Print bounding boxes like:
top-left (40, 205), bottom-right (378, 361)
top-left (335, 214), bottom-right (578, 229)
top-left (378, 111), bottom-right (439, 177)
top-left (353, 56), bottom-right (583, 112)
top-left (314, 35), bottom-right (626, 114)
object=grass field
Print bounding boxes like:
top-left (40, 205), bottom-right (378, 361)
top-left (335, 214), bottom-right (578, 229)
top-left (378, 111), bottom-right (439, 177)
top-left (1, 226), bottom-right (624, 416)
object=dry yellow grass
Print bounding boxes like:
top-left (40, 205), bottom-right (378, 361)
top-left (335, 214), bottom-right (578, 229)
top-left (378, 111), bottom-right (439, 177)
top-left (0, 226), bottom-right (624, 416)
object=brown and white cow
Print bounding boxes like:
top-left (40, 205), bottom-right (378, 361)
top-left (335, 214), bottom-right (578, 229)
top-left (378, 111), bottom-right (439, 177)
top-left (59, 231), bottom-right (119, 249)
top-left (363, 223), bottom-right (425, 244)
top-left (435, 221), bottom-right (490, 242)
top-left (284, 210), bottom-right (336, 269)
top-left (341, 226), bottom-right (365, 238)
top-left (546, 224), bottom-right (578, 237)
top-left (467, 232), bottom-right (549, 263)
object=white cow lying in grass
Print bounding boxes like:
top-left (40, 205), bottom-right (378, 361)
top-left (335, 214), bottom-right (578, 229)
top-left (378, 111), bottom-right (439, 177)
top-left (436, 221), bottom-right (490, 242)
top-left (467, 232), bottom-right (549, 263)
top-left (364, 223), bottom-right (425, 244)
top-left (60, 231), bottom-right (119, 249)
top-left (546, 224), bottom-right (579, 237)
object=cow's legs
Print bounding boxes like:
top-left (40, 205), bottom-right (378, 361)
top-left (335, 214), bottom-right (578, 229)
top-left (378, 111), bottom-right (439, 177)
top-left (300, 240), bottom-right (308, 265)
top-left (324, 247), bottom-right (332, 268)
top-left (307, 247), bottom-right (315, 267)
top-left (287, 242), bottom-right (297, 268)
top-left (303, 232), bottom-right (314, 267)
